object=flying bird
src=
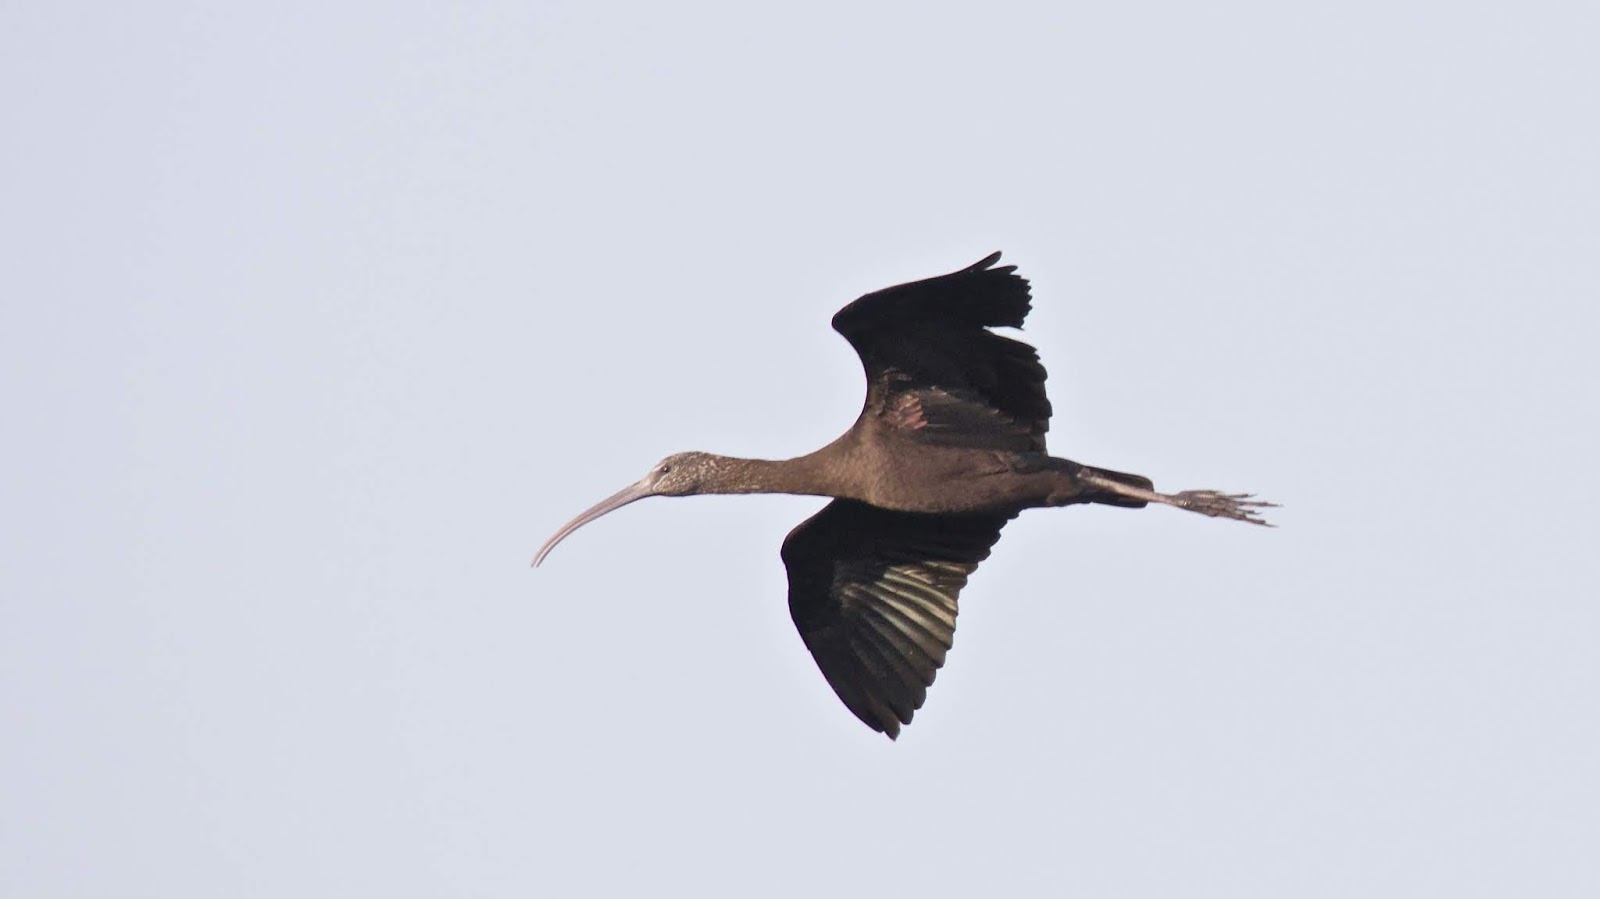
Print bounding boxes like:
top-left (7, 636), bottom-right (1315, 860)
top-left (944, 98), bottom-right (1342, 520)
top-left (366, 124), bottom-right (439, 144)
top-left (534, 253), bottom-right (1273, 738)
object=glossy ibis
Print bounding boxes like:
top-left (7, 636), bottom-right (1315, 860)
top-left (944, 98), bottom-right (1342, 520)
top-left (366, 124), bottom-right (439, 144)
top-left (534, 253), bottom-right (1273, 738)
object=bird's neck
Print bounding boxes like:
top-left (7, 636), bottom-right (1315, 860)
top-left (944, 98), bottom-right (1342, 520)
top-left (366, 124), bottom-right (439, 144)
top-left (698, 452), bottom-right (841, 498)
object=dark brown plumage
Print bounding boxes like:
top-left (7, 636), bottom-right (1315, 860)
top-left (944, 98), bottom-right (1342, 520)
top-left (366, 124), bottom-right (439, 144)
top-left (534, 253), bottom-right (1273, 738)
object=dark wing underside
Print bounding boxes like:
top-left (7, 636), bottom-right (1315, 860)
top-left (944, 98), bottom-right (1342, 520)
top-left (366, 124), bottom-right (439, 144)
top-left (782, 499), bottom-right (1013, 738)
top-left (832, 252), bottom-right (1052, 452)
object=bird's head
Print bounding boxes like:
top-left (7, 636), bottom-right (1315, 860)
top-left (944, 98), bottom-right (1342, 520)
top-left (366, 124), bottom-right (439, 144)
top-left (640, 451), bottom-right (719, 496)
top-left (532, 451), bottom-right (720, 566)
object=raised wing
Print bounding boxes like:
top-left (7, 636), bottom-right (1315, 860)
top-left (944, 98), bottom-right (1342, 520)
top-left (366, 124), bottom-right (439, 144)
top-left (782, 499), bottom-right (1013, 739)
top-left (832, 252), bottom-right (1052, 452)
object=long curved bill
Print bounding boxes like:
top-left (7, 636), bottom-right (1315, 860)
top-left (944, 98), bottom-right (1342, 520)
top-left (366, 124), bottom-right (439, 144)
top-left (532, 480), bottom-right (654, 567)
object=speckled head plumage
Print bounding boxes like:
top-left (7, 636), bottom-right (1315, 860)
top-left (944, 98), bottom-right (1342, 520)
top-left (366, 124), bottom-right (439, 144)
top-left (639, 451), bottom-right (720, 497)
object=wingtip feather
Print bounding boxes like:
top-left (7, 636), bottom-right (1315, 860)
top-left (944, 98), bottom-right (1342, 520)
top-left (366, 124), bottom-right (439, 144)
top-left (967, 251), bottom-right (1004, 272)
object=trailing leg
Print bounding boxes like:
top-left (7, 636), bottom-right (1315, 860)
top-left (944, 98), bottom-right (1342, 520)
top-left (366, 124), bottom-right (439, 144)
top-left (1075, 468), bottom-right (1277, 526)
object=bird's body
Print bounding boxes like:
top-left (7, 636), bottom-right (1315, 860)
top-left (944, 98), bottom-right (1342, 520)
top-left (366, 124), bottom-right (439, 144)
top-left (535, 253), bottom-right (1273, 738)
top-left (670, 438), bottom-right (1081, 514)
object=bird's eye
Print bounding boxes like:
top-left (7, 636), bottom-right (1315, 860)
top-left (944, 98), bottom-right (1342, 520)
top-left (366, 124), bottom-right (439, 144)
top-left (658, 464), bottom-right (672, 475)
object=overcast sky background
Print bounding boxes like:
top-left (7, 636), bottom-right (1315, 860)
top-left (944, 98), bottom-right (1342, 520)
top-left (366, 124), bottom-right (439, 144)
top-left (4, 2), bottom-right (1598, 896)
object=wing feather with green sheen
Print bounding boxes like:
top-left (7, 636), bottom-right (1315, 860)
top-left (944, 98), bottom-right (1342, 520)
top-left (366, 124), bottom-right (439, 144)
top-left (831, 252), bottom-right (1052, 453)
top-left (782, 499), bottom-right (1013, 738)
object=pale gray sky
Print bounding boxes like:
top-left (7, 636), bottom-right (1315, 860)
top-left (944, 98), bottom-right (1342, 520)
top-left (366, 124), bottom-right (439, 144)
top-left (4, 2), bottom-right (1598, 896)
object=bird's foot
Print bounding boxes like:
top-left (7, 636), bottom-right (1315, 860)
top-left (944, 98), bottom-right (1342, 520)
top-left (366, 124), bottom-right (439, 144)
top-left (1171, 491), bottom-right (1278, 527)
